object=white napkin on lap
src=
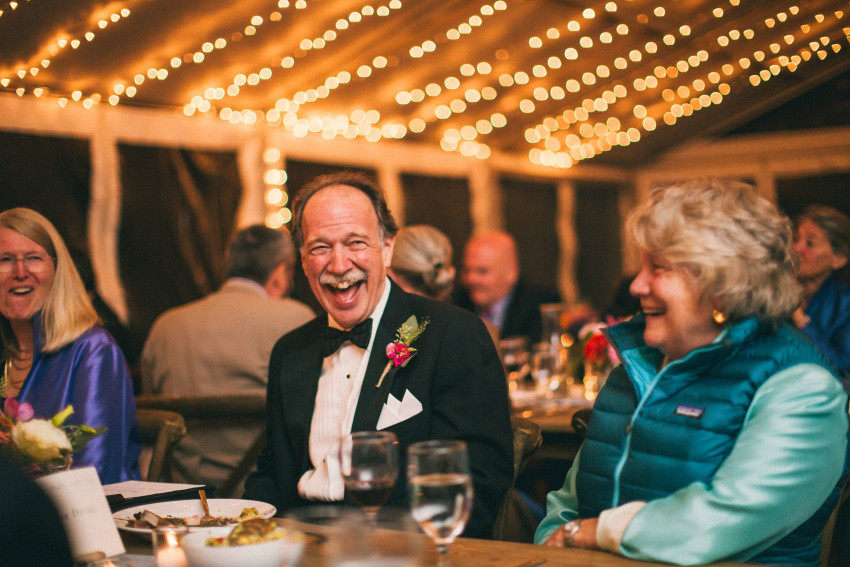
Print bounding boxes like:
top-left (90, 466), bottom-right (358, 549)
top-left (377, 390), bottom-right (423, 430)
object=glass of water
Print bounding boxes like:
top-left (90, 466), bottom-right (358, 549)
top-left (530, 342), bottom-right (557, 396)
top-left (407, 440), bottom-right (473, 559)
top-left (498, 336), bottom-right (530, 390)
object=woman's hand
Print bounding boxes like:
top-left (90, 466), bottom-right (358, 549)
top-left (543, 518), bottom-right (599, 549)
top-left (792, 305), bottom-right (811, 329)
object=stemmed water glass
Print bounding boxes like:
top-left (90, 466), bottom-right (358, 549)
top-left (530, 342), bottom-right (557, 396)
top-left (499, 336), bottom-right (530, 391)
top-left (339, 430), bottom-right (399, 520)
top-left (407, 439), bottom-right (474, 561)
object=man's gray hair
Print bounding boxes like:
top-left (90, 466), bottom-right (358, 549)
top-left (291, 171), bottom-right (398, 250)
top-left (226, 224), bottom-right (295, 284)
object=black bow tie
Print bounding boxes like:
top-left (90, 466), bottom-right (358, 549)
top-left (321, 319), bottom-right (373, 357)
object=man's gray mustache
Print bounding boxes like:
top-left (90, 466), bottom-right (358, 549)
top-left (319, 270), bottom-right (368, 286)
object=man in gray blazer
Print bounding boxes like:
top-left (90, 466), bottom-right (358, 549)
top-left (243, 172), bottom-right (513, 538)
top-left (141, 225), bottom-right (314, 493)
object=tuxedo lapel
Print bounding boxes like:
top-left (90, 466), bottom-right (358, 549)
top-left (352, 283), bottom-right (411, 431)
top-left (283, 317), bottom-right (326, 434)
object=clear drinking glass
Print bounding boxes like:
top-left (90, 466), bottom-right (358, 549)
top-left (498, 336), bottom-right (530, 390)
top-left (340, 430), bottom-right (399, 520)
top-left (530, 342), bottom-right (557, 396)
top-left (407, 440), bottom-right (473, 560)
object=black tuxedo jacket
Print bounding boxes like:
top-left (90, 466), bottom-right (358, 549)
top-left (244, 280), bottom-right (514, 538)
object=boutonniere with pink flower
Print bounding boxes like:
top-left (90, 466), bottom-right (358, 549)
top-left (376, 314), bottom-right (430, 388)
top-left (0, 398), bottom-right (106, 475)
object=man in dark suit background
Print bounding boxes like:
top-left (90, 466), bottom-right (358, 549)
top-left (454, 230), bottom-right (560, 344)
top-left (243, 172), bottom-right (513, 538)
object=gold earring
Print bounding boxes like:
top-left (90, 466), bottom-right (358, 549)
top-left (713, 310), bottom-right (726, 325)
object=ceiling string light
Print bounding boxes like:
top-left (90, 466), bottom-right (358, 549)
top-left (438, 2), bottom-right (632, 160)
top-left (524, 1), bottom-right (849, 167)
top-left (189, 0), bottom-right (405, 119)
top-left (251, 1), bottom-right (500, 146)
top-left (0, 5), bottom-right (132, 100)
top-left (1, 0), bottom-right (846, 172)
top-left (0, 0), bottom-right (29, 22)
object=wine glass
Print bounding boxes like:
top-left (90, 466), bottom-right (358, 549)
top-left (339, 430), bottom-right (399, 520)
top-left (499, 336), bottom-right (530, 391)
top-left (407, 439), bottom-right (474, 560)
top-left (530, 342), bottom-right (557, 396)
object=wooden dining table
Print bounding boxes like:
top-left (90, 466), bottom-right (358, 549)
top-left (119, 517), bottom-right (749, 567)
top-left (510, 388), bottom-right (590, 461)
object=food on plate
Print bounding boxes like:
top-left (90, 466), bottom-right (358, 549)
top-left (205, 518), bottom-right (301, 547)
top-left (129, 509), bottom-right (187, 528)
top-left (126, 506), bottom-right (260, 529)
top-left (238, 507), bottom-right (260, 521)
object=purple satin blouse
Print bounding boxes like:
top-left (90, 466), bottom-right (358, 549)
top-left (14, 316), bottom-right (141, 484)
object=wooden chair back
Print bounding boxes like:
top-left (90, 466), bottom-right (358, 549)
top-left (492, 417), bottom-right (543, 541)
top-left (821, 475), bottom-right (850, 567)
top-left (136, 408), bottom-right (186, 482)
top-left (134, 393), bottom-right (266, 497)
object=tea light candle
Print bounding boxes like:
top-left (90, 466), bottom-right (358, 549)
top-left (156, 546), bottom-right (187, 567)
top-left (153, 526), bottom-right (188, 567)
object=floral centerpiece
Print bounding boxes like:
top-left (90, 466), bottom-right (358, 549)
top-left (575, 320), bottom-right (621, 400)
top-left (0, 399), bottom-right (106, 475)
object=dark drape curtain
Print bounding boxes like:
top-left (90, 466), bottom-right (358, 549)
top-left (401, 173), bottom-right (472, 274)
top-left (283, 159), bottom-right (377, 314)
top-left (777, 172), bottom-right (850, 284)
top-left (118, 144), bottom-right (242, 354)
top-left (776, 173), bottom-right (850, 221)
top-left (500, 176), bottom-right (560, 297)
top-left (574, 181), bottom-right (624, 312)
top-left (0, 131), bottom-right (91, 254)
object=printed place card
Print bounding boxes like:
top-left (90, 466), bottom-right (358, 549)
top-left (37, 466), bottom-right (125, 561)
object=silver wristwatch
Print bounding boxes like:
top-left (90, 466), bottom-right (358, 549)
top-left (561, 519), bottom-right (583, 548)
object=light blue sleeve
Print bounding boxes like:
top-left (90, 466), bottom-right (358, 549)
top-left (533, 450), bottom-right (582, 544)
top-left (619, 364), bottom-right (848, 564)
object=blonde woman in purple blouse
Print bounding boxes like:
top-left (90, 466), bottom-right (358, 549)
top-left (0, 208), bottom-right (140, 483)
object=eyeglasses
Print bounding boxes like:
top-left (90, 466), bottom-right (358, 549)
top-left (0, 254), bottom-right (54, 273)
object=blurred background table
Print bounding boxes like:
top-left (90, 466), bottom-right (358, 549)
top-left (510, 388), bottom-right (591, 461)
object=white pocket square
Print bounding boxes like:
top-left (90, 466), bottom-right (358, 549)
top-left (376, 389), bottom-right (423, 430)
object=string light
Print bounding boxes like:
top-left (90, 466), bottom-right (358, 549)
top-left (0, 5), bottom-right (133, 101)
top-left (2, 0), bottom-right (847, 167)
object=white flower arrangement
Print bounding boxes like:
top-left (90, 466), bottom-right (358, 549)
top-left (0, 399), bottom-right (105, 475)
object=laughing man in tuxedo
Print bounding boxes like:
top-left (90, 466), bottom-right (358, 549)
top-left (243, 172), bottom-right (513, 538)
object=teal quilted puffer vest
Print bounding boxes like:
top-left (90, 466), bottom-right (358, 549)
top-left (577, 316), bottom-right (846, 566)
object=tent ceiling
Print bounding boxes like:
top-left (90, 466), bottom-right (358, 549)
top-left (1, 0), bottom-right (848, 169)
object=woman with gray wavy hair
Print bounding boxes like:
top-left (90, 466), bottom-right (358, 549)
top-left (536, 179), bottom-right (847, 566)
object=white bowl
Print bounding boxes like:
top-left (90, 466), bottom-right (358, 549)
top-left (181, 526), bottom-right (305, 567)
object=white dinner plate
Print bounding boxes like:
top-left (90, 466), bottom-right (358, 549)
top-left (112, 498), bottom-right (276, 535)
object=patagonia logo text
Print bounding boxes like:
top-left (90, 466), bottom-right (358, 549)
top-left (675, 405), bottom-right (704, 418)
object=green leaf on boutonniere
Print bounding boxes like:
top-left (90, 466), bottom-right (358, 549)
top-left (377, 314), bottom-right (430, 388)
